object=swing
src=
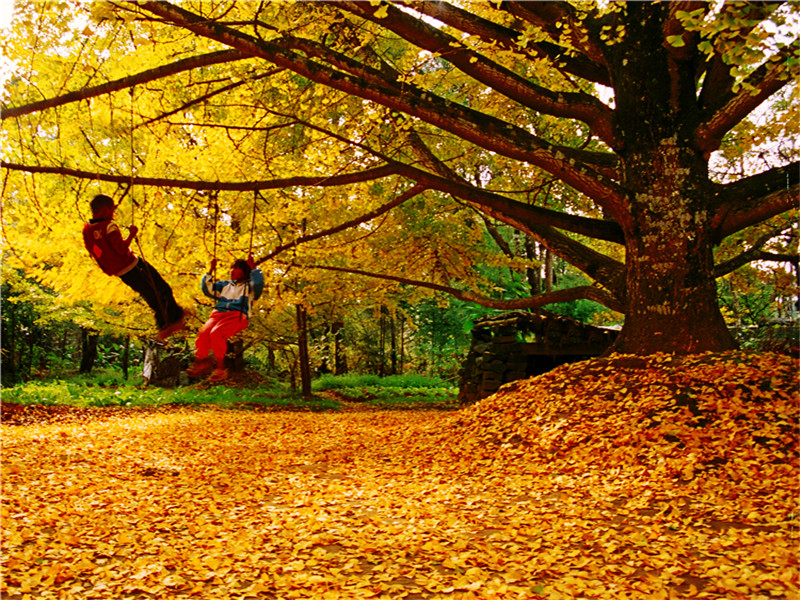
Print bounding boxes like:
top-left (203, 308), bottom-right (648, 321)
top-left (123, 86), bottom-right (184, 342)
top-left (201, 191), bottom-right (259, 371)
top-left (207, 190), bottom-right (259, 276)
top-left (248, 190), bottom-right (259, 259)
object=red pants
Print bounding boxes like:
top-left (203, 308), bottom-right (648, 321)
top-left (195, 310), bottom-right (248, 365)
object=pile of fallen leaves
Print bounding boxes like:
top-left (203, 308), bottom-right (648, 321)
top-left (0, 402), bottom-right (188, 426)
top-left (2, 351), bottom-right (797, 599)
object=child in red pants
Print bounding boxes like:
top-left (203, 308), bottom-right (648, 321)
top-left (187, 256), bottom-right (264, 382)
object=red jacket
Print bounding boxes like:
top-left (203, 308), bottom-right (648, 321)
top-left (82, 219), bottom-right (138, 276)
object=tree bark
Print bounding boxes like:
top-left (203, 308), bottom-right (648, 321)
top-left (606, 4), bottom-right (737, 354)
top-left (4, 304), bottom-right (17, 384)
top-left (224, 339), bottom-right (245, 373)
top-left (121, 335), bottom-right (130, 380)
top-left (332, 321), bottom-right (346, 375)
top-left (79, 328), bottom-right (98, 374)
top-left (296, 305), bottom-right (312, 399)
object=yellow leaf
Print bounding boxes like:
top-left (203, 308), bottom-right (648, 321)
top-left (117, 532), bottom-right (133, 544)
top-left (75, 558), bottom-right (95, 572)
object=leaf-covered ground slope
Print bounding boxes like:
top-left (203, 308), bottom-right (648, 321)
top-left (2, 352), bottom-right (797, 599)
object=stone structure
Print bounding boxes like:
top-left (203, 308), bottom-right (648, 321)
top-left (142, 340), bottom-right (191, 387)
top-left (458, 311), bottom-right (618, 404)
top-left (141, 339), bottom-right (245, 387)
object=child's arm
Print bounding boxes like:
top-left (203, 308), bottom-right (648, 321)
top-left (250, 267), bottom-right (265, 300)
top-left (123, 224), bottom-right (138, 247)
top-left (248, 256), bottom-right (265, 300)
top-left (104, 221), bottom-right (137, 254)
top-left (201, 259), bottom-right (223, 299)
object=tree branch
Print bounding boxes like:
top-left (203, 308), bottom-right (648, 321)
top-left (130, 1), bottom-right (628, 216)
top-left (279, 30), bottom-right (620, 177)
top-left (289, 261), bottom-right (623, 312)
top-left (481, 215), bottom-right (515, 259)
top-left (397, 128), bottom-right (626, 298)
top-left (257, 184), bottom-right (426, 264)
top-left (0, 161), bottom-right (399, 191)
top-left (390, 161), bottom-right (625, 244)
top-left (715, 226), bottom-right (799, 278)
top-left (663, 2), bottom-right (707, 66)
top-left (712, 162), bottom-right (800, 242)
top-left (140, 69), bottom-right (281, 128)
top-left (0, 153), bottom-right (624, 245)
top-left (696, 43), bottom-right (798, 155)
top-left (1, 49), bottom-right (249, 120)
top-left (401, 0), bottom-right (611, 86)
top-left (334, 1), bottom-right (616, 146)
top-left (698, 1), bottom-right (787, 115)
top-left (501, 1), bottom-right (607, 67)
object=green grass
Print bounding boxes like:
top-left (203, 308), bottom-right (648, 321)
top-left (1, 372), bottom-right (457, 413)
top-left (2, 379), bottom-right (173, 408)
top-left (1, 379), bottom-right (337, 412)
top-left (313, 373), bottom-right (448, 390)
top-left (313, 374), bottom-right (458, 409)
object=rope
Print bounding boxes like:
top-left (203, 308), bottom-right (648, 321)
top-left (248, 191), bottom-right (259, 256)
top-left (129, 86), bottom-right (136, 227)
top-left (212, 194), bottom-right (219, 281)
top-left (127, 85), bottom-right (170, 334)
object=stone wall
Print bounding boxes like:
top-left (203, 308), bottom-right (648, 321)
top-left (458, 311), bottom-right (618, 404)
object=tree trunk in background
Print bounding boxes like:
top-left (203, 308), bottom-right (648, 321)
top-left (121, 335), bottom-right (130, 380)
top-left (398, 315), bottom-right (405, 375)
top-left (141, 340), bottom-right (189, 387)
top-left (5, 304), bottom-right (17, 384)
top-left (79, 328), bottom-right (98, 374)
top-left (389, 311), bottom-right (397, 375)
top-left (224, 339), bottom-right (245, 373)
top-left (296, 304), bottom-right (312, 399)
top-left (525, 237), bottom-right (541, 295)
top-left (332, 321), bottom-right (346, 375)
top-left (378, 307), bottom-right (387, 376)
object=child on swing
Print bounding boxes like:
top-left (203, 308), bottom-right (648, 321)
top-left (187, 255), bottom-right (264, 382)
top-left (82, 194), bottom-right (185, 341)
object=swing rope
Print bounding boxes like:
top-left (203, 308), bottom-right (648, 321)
top-left (212, 194), bottom-right (219, 282)
top-left (128, 86), bottom-right (146, 259)
top-left (129, 86), bottom-right (136, 229)
top-left (248, 191), bottom-right (259, 258)
top-left (127, 85), bottom-right (170, 335)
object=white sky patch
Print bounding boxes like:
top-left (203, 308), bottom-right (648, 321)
top-left (0, 2), bottom-right (14, 30)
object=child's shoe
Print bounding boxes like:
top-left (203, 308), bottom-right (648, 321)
top-left (186, 357), bottom-right (213, 378)
top-left (208, 368), bottom-right (229, 382)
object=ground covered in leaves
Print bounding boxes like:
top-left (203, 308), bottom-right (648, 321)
top-left (2, 351), bottom-right (798, 599)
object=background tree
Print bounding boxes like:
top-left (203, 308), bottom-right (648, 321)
top-left (1, 1), bottom-right (797, 358)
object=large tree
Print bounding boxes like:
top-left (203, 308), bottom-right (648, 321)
top-left (1, 1), bottom-right (797, 355)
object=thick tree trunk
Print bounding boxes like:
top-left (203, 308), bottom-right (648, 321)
top-left (614, 235), bottom-right (737, 354)
top-left (612, 143), bottom-right (738, 355)
top-left (604, 4), bottom-right (738, 356)
top-left (224, 339), bottom-right (245, 373)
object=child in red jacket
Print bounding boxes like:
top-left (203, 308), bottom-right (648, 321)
top-left (82, 194), bottom-right (185, 341)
